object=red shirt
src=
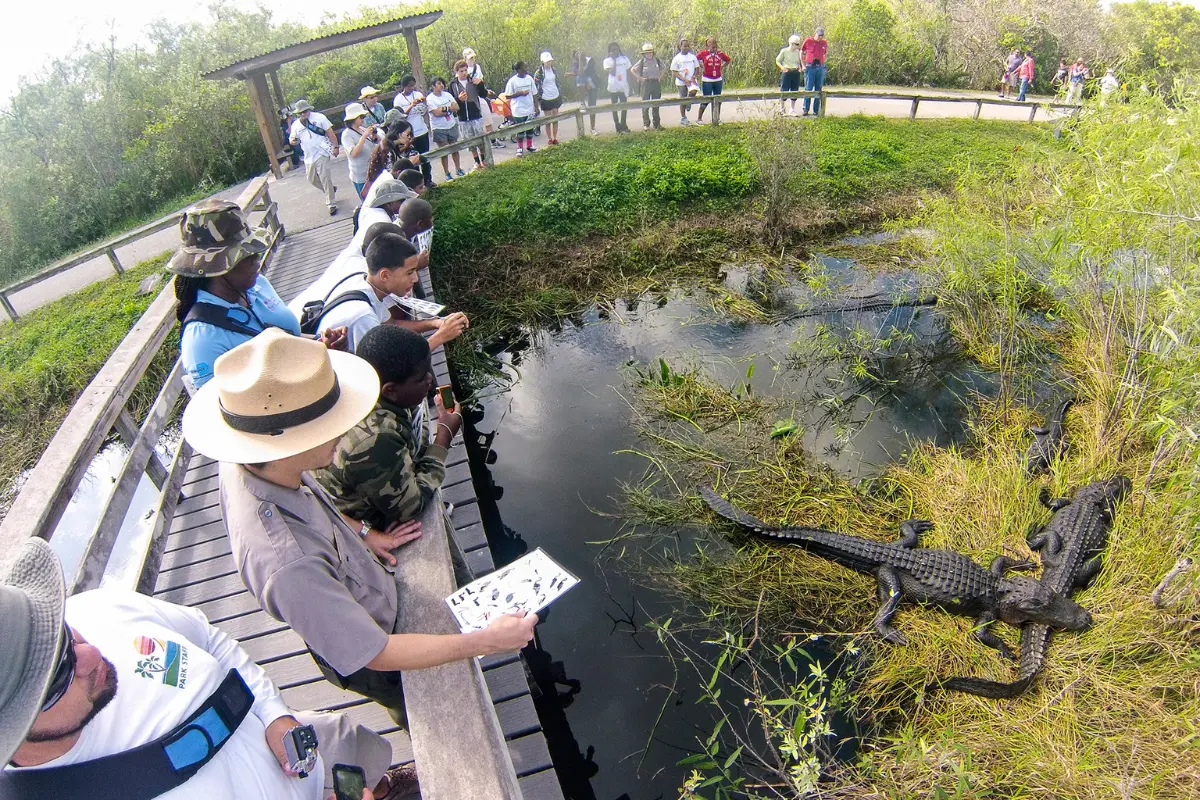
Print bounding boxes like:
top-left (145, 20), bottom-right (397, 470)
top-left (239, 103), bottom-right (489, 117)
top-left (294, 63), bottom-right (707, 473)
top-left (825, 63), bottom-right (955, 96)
top-left (801, 37), bottom-right (828, 66)
top-left (1018, 56), bottom-right (1035, 81)
top-left (697, 49), bottom-right (731, 80)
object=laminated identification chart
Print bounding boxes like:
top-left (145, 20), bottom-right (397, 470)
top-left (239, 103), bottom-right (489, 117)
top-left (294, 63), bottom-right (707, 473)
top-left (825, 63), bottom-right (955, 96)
top-left (445, 548), bottom-right (579, 632)
top-left (394, 296), bottom-right (446, 318)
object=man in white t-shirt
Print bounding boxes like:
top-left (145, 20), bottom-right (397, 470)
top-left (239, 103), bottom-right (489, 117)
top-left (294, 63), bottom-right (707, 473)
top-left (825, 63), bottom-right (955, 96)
top-left (503, 62), bottom-right (540, 155)
top-left (670, 39), bottom-right (701, 125)
top-left (288, 99), bottom-right (341, 216)
top-left (602, 42), bottom-right (633, 133)
top-left (0, 539), bottom-right (403, 800)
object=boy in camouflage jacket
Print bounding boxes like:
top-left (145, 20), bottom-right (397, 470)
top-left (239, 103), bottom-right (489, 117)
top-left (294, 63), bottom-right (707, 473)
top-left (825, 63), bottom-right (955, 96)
top-left (317, 324), bottom-right (462, 527)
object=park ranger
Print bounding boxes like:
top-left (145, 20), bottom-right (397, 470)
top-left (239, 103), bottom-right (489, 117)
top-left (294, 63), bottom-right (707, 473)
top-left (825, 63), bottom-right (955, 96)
top-left (183, 329), bottom-right (536, 726)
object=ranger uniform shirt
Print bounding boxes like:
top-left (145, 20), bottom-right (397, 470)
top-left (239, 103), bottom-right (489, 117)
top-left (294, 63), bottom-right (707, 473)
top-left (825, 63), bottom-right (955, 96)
top-left (315, 399), bottom-right (448, 528)
top-left (219, 464), bottom-right (398, 677)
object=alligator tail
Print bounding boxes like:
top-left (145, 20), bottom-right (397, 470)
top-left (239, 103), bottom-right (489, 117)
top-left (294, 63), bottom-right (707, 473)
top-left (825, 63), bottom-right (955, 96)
top-left (699, 487), bottom-right (779, 534)
top-left (931, 624), bottom-right (1050, 699)
top-left (1052, 395), bottom-right (1076, 423)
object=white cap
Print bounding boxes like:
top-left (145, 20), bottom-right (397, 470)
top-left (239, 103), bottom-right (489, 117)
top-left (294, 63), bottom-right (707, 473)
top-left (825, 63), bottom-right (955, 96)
top-left (788, 34), bottom-right (802, 45)
top-left (540, 51), bottom-right (554, 63)
top-left (462, 47), bottom-right (476, 59)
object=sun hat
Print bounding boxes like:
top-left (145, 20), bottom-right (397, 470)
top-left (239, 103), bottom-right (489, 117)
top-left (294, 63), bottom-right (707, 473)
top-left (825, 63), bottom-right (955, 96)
top-left (0, 538), bottom-right (67, 764)
top-left (462, 47), bottom-right (476, 59)
top-left (368, 175), bottom-right (417, 208)
top-left (167, 199), bottom-right (271, 278)
top-left (641, 42), bottom-right (655, 52)
top-left (182, 328), bottom-right (380, 464)
top-left (344, 102), bottom-right (369, 121)
top-left (359, 85), bottom-right (381, 100)
top-left (789, 34), bottom-right (802, 45)
top-left (540, 51), bottom-right (554, 63)
top-left (292, 99), bottom-right (315, 113)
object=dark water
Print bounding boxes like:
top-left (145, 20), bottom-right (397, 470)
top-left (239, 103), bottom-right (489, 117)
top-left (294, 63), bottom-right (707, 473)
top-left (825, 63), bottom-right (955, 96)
top-left (459, 255), bottom-right (995, 798)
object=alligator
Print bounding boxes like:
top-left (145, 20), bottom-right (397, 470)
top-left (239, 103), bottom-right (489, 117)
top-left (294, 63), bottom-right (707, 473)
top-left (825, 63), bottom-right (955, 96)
top-left (1025, 396), bottom-right (1074, 475)
top-left (783, 291), bottom-right (938, 321)
top-left (937, 476), bottom-right (1131, 698)
top-left (699, 488), bottom-right (1092, 655)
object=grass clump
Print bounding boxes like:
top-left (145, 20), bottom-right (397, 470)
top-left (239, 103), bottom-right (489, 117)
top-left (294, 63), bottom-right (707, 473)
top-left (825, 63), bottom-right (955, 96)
top-left (0, 256), bottom-right (177, 499)
top-left (614, 96), bottom-right (1200, 799)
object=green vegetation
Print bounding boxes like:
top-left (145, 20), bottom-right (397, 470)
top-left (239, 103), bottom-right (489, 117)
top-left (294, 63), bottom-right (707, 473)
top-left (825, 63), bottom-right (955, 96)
top-left (5, 0), bottom-right (1198, 285)
top-left (613, 96), bottom-right (1200, 798)
top-left (432, 116), bottom-right (1049, 372)
top-left (0, 257), bottom-right (177, 495)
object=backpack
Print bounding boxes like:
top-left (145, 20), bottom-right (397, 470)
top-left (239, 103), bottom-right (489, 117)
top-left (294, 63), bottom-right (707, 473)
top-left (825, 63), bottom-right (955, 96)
top-left (297, 272), bottom-right (373, 335)
top-left (180, 302), bottom-right (272, 341)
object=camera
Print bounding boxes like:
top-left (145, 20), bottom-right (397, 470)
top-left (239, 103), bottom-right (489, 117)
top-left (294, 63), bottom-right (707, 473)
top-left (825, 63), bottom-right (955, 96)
top-left (282, 724), bottom-right (319, 778)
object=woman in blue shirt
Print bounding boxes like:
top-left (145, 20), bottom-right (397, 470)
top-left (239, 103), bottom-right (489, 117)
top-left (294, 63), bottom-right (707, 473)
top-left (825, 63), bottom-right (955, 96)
top-left (168, 199), bottom-right (344, 393)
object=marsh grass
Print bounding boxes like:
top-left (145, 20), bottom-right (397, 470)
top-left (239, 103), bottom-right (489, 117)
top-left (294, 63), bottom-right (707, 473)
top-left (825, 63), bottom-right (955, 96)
top-left (0, 255), bottom-right (177, 498)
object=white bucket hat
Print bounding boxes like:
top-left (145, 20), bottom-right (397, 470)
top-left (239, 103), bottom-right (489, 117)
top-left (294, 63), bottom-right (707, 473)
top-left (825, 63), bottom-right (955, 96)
top-left (462, 47), bottom-right (477, 59)
top-left (182, 328), bottom-right (380, 464)
top-left (344, 102), bottom-right (368, 121)
top-left (0, 538), bottom-right (67, 764)
top-left (540, 51), bottom-right (554, 63)
top-left (359, 85), bottom-right (381, 100)
top-left (367, 175), bottom-right (417, 208)
top-left (789, 34), bottom-right (802, 45)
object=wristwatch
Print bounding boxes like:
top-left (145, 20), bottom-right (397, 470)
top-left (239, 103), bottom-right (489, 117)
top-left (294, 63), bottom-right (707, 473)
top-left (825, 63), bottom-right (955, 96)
top-left (358, 520), bottom-right (371, 539)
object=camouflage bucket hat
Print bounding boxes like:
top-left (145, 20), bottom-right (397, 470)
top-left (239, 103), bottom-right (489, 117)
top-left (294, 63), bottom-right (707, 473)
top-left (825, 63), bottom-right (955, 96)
top-left (167, 199), bottom-right (271, 278)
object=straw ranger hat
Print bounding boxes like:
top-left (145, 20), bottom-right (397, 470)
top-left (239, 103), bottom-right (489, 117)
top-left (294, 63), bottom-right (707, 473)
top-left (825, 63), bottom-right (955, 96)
top-left (0, 538), bottom-right (67, 764)
top-left (182, 328), bottom-right (380, 464)
top-left (641, 42), bottom-right (655, 52)
top-left (167, 199), bottom-right (270, 278)
top-left (344, 102), bottom-right (369, 121)
top-left (359, 85), bottom-right (381, 100)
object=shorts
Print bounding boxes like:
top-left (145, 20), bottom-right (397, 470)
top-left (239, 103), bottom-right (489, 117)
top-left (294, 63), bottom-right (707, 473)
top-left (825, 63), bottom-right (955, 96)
top-left (541, 95), bottom-right (563, 111)
top-left (781, 70), bottom-right (802, 93)
top-left (459, 118), bottom-right (485, 140)
top-left (477, 98), bottom-right (493, 127)
top-left (431, 126), bottom-right (459, 146)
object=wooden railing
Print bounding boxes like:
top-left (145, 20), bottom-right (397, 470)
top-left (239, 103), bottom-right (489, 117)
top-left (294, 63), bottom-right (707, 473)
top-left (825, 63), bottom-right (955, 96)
top-left (0, 176), bottom-right (281, 588)
top-left (421, 87), bottom-right (1080, 165)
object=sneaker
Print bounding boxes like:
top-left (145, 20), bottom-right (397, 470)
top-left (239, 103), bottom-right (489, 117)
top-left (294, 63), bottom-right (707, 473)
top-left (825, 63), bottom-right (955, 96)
top-left (328, 205), bottom-right (338, 216)
top-left (590, 127), bottom-right (597, 135)
top-left (526, 145), bottom-right (537, 152)
top-left (680, 118), bottom-right (691, 126)
top-left (444, 173), bottom-right (453, 182)
top-left (456, 168), bottom-right (466, 177)
top-left (516, 148), bottom-right (525, 156)
top-left (654, 124), bottom-right (664, 131)
top-left (492, 138), bottom-right (506, 149)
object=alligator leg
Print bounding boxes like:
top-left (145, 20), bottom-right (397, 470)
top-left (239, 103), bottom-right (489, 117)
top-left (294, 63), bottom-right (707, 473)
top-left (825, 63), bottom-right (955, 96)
top-left (989, 555), bottom-right (1036, 576)
top-left (970, 612), bottom-right (1015, 660)
top-left (1074, 555), bottom-right (1104, 588)
top-left (871, 566), bottom-right (907, 645)
top-left (1027, 530), bottom-right (1061, 557)
top-left (897, 519), bottom-right (934, 548)
top-left (1038, 487), bottom-right (1071, 512)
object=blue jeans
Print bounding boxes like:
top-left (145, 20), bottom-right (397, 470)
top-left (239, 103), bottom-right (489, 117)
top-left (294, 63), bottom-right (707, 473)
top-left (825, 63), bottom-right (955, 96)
top-left (1018, 77), bottom-right (1030, 102)
top-left (804, 64), bottom-right (826, 114)
top-left (353, 180), bottom-right (365, 199)
top-left (698, 79), bottom-right (723, 120)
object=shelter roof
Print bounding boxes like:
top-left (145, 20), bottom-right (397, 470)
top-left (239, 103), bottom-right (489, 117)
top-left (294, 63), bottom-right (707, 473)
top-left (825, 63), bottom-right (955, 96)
top-left (203, 10), bottom-right (443, 80)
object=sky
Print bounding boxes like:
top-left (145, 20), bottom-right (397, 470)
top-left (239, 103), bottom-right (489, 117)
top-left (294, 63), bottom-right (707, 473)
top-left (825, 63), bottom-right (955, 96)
top-left (0, 0), bottom-right (399, 101)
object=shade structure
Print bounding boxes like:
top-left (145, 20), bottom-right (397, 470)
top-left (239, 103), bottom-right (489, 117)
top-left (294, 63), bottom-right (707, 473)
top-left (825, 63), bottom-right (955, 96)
top-left (203, 10), bottom-right (443, 177)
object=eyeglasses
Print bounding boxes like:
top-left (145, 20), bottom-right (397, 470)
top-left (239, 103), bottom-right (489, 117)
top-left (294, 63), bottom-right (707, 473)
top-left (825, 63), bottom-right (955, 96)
top-left (41, 624), bottom-right (77, 712)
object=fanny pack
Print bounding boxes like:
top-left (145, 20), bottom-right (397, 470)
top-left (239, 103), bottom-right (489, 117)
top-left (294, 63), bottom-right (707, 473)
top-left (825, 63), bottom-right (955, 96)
top-left (0, 670), bottom-right (254, 800)
top-left (303, 119), bottom-right (328, 137)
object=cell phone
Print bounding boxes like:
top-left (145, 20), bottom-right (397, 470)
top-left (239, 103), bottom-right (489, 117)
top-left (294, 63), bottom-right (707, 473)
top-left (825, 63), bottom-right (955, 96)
top-left (438, 384), bottom-right (456, 411)
top-left (332, 764), bottom-right (366, 800)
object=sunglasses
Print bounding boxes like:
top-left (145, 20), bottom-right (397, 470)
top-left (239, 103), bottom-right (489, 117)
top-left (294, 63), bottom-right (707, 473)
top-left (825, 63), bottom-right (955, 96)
top-left (41, 624), bottom-right (77, 712)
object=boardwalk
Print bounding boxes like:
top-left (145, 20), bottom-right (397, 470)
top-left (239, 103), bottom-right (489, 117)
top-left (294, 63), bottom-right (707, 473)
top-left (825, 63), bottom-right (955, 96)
top-left (150, 218), bottom-right (562, 798)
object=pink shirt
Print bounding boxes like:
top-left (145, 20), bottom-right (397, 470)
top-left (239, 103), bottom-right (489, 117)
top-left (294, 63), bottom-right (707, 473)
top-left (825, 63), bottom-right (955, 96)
top-left (1019, 56), bottom-right (1035, 81)
top-left (697, 50), bottom-right (731, 80)
top-left (801, 37), bottom-right (828, 65)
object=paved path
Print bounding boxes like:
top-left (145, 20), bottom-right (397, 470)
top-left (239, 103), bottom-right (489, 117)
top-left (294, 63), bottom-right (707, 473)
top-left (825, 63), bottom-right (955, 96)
top-left (7, 86), bottom-right (1061, 316)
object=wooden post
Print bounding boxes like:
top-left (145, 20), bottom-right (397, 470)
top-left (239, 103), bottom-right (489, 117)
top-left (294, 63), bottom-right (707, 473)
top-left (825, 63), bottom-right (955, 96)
top-left (245, 71), bottom-right (283, 178)
top-left (973, 99), bottom-right (983, 120)
top-left (818, 90), bottom-right (827, 118)
top-left (481, 135), bottom-right (494, 167)
top-left (909, 97), bottom-right (920, 120)
top-left (0, 292), bottom-right (17, 322)
top-left (269, 70), bottom-right (286, 113)
top-left (105, 247), bottom-right (124, 276)
top-left (575, 108), bottom-right (586, 138)
top-left (1028, 104), bottom-right (1037, 123)
top-left (403, 27), bottom-right (426, 91)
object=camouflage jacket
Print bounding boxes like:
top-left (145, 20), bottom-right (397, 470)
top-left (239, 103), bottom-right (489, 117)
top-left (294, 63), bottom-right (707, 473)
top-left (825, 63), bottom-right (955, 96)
top-left (315, 399), bottom-right (449, 527)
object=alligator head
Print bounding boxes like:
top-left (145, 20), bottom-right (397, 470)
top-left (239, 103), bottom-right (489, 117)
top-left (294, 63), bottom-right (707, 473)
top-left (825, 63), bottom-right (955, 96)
top-left (1091, 475), bottom-right (1133, 517)
top-left (996, 575), bottom-right (1092, 630)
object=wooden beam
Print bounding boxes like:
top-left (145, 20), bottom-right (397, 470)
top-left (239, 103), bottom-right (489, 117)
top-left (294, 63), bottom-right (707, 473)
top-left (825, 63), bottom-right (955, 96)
top-left (112, 408), bottom-right (169, 489)
top-left (246, 71), bottom-right (284, 179)
top-left (396, 495), bottom-right (522, 799)
top-left (403, 27), bottom-right (426, 92)
top-left (270, 70), bottom-right (286, 114)
top-left (135, 438), bottom-right (194, 594)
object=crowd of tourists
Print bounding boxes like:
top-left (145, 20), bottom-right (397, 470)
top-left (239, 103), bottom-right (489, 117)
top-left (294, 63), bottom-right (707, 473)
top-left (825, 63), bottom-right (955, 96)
top-left (1002, 52), bottom-right (1121, 105)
